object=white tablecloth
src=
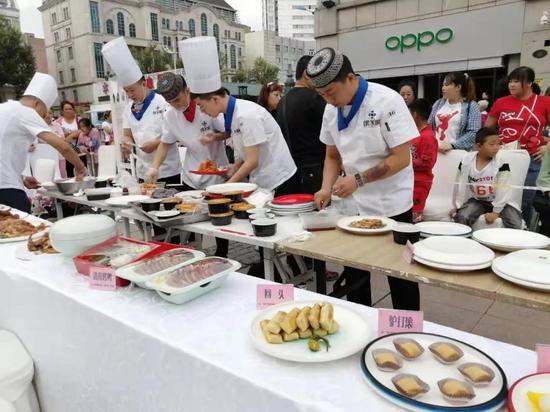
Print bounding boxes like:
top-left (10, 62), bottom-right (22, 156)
top-left (0, 242), bottom-right (536, 412)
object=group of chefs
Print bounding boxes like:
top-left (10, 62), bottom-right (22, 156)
top-left (0, 35), bottom-right (421, 311)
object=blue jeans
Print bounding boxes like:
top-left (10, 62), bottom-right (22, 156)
top-left (522, 157), bottom-right (542, 226)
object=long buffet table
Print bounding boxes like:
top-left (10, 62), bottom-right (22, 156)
top-left (0, 241), bottom-right (536, 412)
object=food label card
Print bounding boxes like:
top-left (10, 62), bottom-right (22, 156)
top-left (378, 309), bottom-right (424, 337)
top-left (257, 284), bottom-right (294, 310)
top-left (402, 240), bottom-right (415, 264)
top-left (89, 266), bottom-right (117, 291)
top-left (536, 344), bottom-right (550, 373)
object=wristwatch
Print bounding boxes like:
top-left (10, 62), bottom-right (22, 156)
top-left (354, 173), bottom-right (365, 187)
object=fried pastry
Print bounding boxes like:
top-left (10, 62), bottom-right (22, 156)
top-left (296, 306), bottom-right (311, 332)
top-left (438, 379), bottom-right (476, 404)
top-left (429, 341), bottom-right (464, 364)
top-left (319, 302), bottom-right (334, 331)
top-left (393, 338), bottom-right (424, 360)
top-left (328, 320), bottom-right (339, 335)
top-left (298, 329), bottom-right (313, 339)
top-left (280, 308), bottom-right (300, 334)
top-left (372, 349), bottom-right (403, 372)
top-left (260, 320), bottom-right (283, 344)
top-left (266, 311), bottom-right (286, 334)
top-left (392, 374), bottom-right (429, 398)
top-left (458, 363), bottom-right (495, 386)
top-left (283, 331), bottom-right (299, 342)
top-left (308, 303), bottom-right (321, 330)
top-left (312, 328), bottom-right (327, 337)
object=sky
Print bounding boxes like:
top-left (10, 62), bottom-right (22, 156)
top-left (17, 0), bottom-right (262, 38)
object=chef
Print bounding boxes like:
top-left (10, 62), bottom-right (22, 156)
top-left (180, 37), bottom-right (297, 195)
top-left (0, 73), bottom-right (87, 212)
top-left (147, 72), bottom-right (227, 190)
top-left (101, 37), bottom-right (181, 184)
top-left (307, 47), bottom-right (420, 310)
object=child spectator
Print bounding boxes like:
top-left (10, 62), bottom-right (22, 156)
top-left (77, 118), bottom-right (101, 175)
top-left (409, 98), bottom-right (438, 222)
top-left (452, 127), bottom-right (522, 228)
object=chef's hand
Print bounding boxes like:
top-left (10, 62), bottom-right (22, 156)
top-left (439, 143), bottom-right (453, 154)
top-left (200, 132), bottom-right (216, 145)
top-left (146, 167), bottom-right (159, 183)
top-left (484, 212), bottom-right (500, 224)
top-left (122, 140), bottom-right (133, 160)
top-left (314, 188), bottom-right (332, 210)
top-left (140, 139), bottom-right (160, 154)
top-left (23, 176), bottom-right (40, 189)
top-left (28, 143), bottom-right (36, 153)
top-left (75, 166), bottom-right (88, 181)
top-left (533, 145), bottom-right (547, 162)
top-left (332, 175), bottom-right (358, 198)
top-left (449, 208), bottom-right (458, 218)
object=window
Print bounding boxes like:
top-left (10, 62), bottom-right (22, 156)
top-left (59, 71), bottom-right (64, 85)
top-left (275, 44), bottom-right (280, 52)
top-left (56, 50), bottom-right (62, 63)
top-left (284, 46), bottom-right (288, 52)
top-left (129, 23), bottom-right (136, 38)
top-left (179, 21), bottom-right (184, 31)
top-left (238, 47), bottom-right (241, 57)
top-left (238, 61), bottom-right (242, 70)
top-left (224, 44), bottom-right (227, 57)
top-left (94, 43), bottom-right (105, 78)
top-left (68, 46), bottom-right (73, 60)
top-left (54, 32), bottom-right (59, 43)
top-left (162, 18), bottom-right (166, 29)
top-left (61, 91), bottom-right (66, 101)
top-left (89, 1), bottom-right (100, 33)
top-left (150, 13), bottom-right (159, 41)
top-left (200, 13), bottom-right (207, 36)
top-left (73, 89), bottom-right (78, 102)
top-left (188, 19), bottom-right (195, 37)
top-left (230, 44), bottom-right (236, 69)
top-left (71, 68), bottom-right (76, 82)
top-left (167, 37), bottom-right (172, 48)
top-left (106, 19), bottom-right (114, 34)
top-left (213, 24), bottom-right (219, 49)
top-left (65, 27), bottom-right (71, 39)
top-left (117, 12), bottom-right (125, 36)
top-left (167, 19), bottom-right (170, 30)
top-left (163, 36), bottom-right (167, 46)
top-left (51, 12), bottom-right (57, 25)
top-left (63, 7), bottom-right (69, 20)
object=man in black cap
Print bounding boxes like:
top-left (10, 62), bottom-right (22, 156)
top-left (307, 47), bottom-right (420, 310)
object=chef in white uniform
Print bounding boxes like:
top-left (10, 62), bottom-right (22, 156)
top-left (180, 37), bottom-right (297, 195)
top-left (0, 73), bottom-right (87, 212)
top-left (307, 47), bottom-right (420, 310)
top-left (148, 72), bottom-right (228, 190)
top-left (101, 37), bottom-right (181, 184)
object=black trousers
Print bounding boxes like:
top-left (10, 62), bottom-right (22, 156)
top-left (534, 191), bottom-right (550, 237)
top-left (0, 188), bottom-right (31, 213)
top-left (342, 208), bottom-right (420, 310)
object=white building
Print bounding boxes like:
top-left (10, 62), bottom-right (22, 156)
top-left (39, 0), bottom-right (249, 106)
top-left (278, 0), bottom-right (315, 42)
top-left (261, 0), bottom-right (278, 34)
top-left (0, 0), bottom-right (20, 29)
top-left (245, 30), bottom-right (315, 83)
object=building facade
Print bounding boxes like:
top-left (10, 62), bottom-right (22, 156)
top-left (39, 0), bottom-right (249, 106)
top-left (24, 33), bottom-right (48, 74)
top-left (315, 0), bottom-right (550, 103)
top-left (0, 0), bottom-right (19, 29)
top-left (245, 30), bottom-right (315, 83)
top-left (278, 0), bottom-right (315, 42)
top-left (262, 0), bottom-right (278, 34)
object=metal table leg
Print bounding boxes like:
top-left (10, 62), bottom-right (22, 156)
top-left (262, 247), bottom-right (275, 282)
top-left (55, 199), bottom-right (64, 219)
top-left (122, 217), bottom-right (131, 237)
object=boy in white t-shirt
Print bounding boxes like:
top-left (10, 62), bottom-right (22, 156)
top-left (452, 127), bottom-right (522, 228)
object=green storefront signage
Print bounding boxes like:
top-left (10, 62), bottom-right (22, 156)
top-left (385, 28), bottom-right (454, 53)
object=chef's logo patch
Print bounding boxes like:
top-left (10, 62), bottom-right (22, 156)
top-left (388, 110), bottom-right (396, 117)
top-left (363, 110), bottom-right (380, 127)
top-left (200, 120), bottom-right (211, 133)
top-left (152, 105), bottom-right (164, 115)
top-left (368, 110), bottom-right (376, 120)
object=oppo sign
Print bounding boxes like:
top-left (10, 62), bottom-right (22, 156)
top-left (385, 28), bottom-right (454, 53)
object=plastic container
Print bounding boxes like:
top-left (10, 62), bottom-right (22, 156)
top-left (146, 257), bottom-right (241, 304)
top-left (207, 198), bottom-right (232, 214)
top-left (140, 198), bottom-right (161, 212)
top-left (160, 197), bottom-right (182, 210)
top-left (85, 188), bottom-right (112, 201)
top-left (231, 202), bottom-right (255, 219)
top-left (392, 223), bottom-right (421, 245)
top-left (49, 214), bottom-right (117, 257)
top-left (299, 210), bottom-right (341, 231)
top-left (223, 190), bottom-right (244, 203)
top-left (252, 218), bottom-right (277, 237)
top-left (209, 212), bottom-right (233, 226)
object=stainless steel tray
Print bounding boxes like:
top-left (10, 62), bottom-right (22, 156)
top-left (129, 203), bottom-right (209, 227)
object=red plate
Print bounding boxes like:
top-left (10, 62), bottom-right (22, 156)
top-left (272, 194), bottom-right (315, 205)
top-left (507, 372), bottom-right (550, 412)
top-left (189, 169), bottom-right (229, 176)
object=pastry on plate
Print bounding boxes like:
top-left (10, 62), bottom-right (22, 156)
top-left (437, 378), bottom-right (475, 404)
top-left (457, 363), bottom-right (495, 386)
top-left (393, 338), bottom-right (424, 360)
top-left (392, 374), bottom-right (429, 399)
top-left (372, 348), bottom-right (403, 372)
top-left (429, 341), bottom-right (464, 364)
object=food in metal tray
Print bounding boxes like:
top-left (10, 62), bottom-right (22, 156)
top-left (392, 373), bottom-right (430, 398)
top-left (0, 219), bottom-right (47, 238)
top-left (372, 348), bottom-right (403, 371)
top-left (349, 218), bottom-right (386, 229)
top-left (132, 249), bottom-right (197, 276)
top-left (163, 257), bottom-right (234, 288)
top-left (429, 341), bottom-right (464, 364)
top-left (259, 302), bottom-right (339, 348)
top-left (393, 338), bottom-right (424, 360)
top-left (437, 378), bottom-right (476, 404)
top-left (457, 362), bottom-right (495, 386)
top-left (175, 202), bottom-right (200, 213)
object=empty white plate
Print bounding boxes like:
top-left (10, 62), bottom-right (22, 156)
top-left (414, 255), bottom-right (492, 272)
top-left (492, 266), bottom-right (550, 291)
top-left (473, 228), bottom-right (550, 252)
top-left (413, 236), bottom-right (495, 266)
top-left (415, 221), bottom-right (472, 237)
top-left (105, 195), bottom-right (149, 206)
top-left (492, 249), bottom-right (550, 285)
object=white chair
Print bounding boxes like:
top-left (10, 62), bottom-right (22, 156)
top-left (0, 331), bottom-right (40, 412)
top-left (423, 150), bottom-right (467, 221)
top-left (471, 150), bottom-right (530, 230)
top-left (97, 145), bottom-right (117, 178)
top-left (32, 159), bottom-right (56, 183)
top-left (28, 144), bottom-right (61, 180)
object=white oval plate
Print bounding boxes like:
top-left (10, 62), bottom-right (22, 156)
top-left (413, 236), bottom-right (495, 266)
top-left (415, 221), bottom-right (472, 237)
top-left (337, 216), bottom-right (396, 235)
top-left (250, 300), bottom-right (371, 363)
top-left (205, 183), bottom-right (258, 195)
top-left (473, 228), bottom-right (550, 252)
top-left (492, 250), bottom-right (550, 285)
top-left (149, 210), bottom-right (180, 219)
top-left (414, 255), bottom-right (492, 272)
top-left (105, 195), bottom-right (149, 206)
top-left (508, 373), bottom-right (550, 412)
top-left (175, 190), bottom-right (205, 200)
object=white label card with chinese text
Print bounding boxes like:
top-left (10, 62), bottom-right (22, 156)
top-left (378, 309), bottom-right (424, 337)
top-left (256, 284), bottom-right (294, 310)
top-left (89, 266), bottom-right (117, 291)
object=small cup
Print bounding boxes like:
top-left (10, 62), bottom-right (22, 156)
top-left (392, 223), bottom-right (420, 245)
top-left (209, 211), bottom-right (233, 226)
top-left (252, 219), bottom-right (277, 237)
top-left (140, 199), bottom-right (161, 212)
top-left (207, 198), bottom-right (232, 214)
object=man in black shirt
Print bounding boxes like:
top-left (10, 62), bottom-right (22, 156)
top-left (277, 55), bottom-right (327, 194)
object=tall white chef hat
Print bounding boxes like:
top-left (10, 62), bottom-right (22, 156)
top-left (179, 37), bottom-right (221, 94)
top-left (23, 73), bottom-right (58, 109)
top-left (101, 37), bottom-right (143, 88)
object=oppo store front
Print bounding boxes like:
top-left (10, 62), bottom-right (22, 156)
top-left (337, 2), bottom-right (526, 103)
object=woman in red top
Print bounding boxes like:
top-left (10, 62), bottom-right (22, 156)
top-left (486, 66), bottom-right (550, 226)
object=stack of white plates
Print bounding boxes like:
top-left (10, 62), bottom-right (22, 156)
top-left (413, 236), bottom-right (495, 271)
top-left (415, 221), bottom-right (472, 238)
top-left (492, 249), bottom-right (550, 291)
top-left (473, 228), bottom-right (550, 252)
top-left (266, 201), bottom-right (315, 216)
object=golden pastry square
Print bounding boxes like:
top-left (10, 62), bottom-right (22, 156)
top-left (438, 378), bottom-right (476, 403)
top-left (429, 341), bottom-right (464, 364)
top-left (393, 338), bottom-right (424, 360)
top-left (392, 374), bottom-right (430, 398)
top-left (371, 348), bottom-right (403, 371)
top-left (458, 363), bottom-right (495, 385)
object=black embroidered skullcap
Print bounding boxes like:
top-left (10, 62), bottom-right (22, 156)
top-left (306, 47), bottom-right (344, 88)
top-left (156, 72), bottom-right (186, 101)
